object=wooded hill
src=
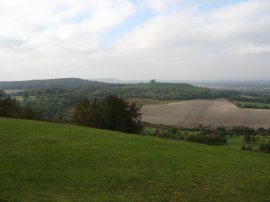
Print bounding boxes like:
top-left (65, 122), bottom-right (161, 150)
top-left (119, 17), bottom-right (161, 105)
top-left (0, 78), bottom-right (109, 90)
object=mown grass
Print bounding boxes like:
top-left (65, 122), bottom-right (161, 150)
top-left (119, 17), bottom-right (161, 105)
top-left (0, 118), bottom-right (270, 201)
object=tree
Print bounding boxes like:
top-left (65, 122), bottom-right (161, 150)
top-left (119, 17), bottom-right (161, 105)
top-left (72, 99), bottom-right (102, 128)
top-left (73, 96), bottom-right (142, 133)
top-left (0, 90), bottom-right (40, 120)
top-left (23, 91), bottom-right (30, 103)
top-left (0, 96), bottom-right (22, 117)
top-left (0, 89), bottom-right (8, 101)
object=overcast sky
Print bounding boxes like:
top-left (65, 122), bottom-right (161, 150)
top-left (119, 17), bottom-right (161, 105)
top-left (0, 0), bottom-right (270, 81)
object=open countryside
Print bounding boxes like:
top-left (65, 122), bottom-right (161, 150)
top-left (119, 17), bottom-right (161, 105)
top-left (142, 99), bottom-right (270, 128)
top-left (1, 0), bottom-right (270, 201)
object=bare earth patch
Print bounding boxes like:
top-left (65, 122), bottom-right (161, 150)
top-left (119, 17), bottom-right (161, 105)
top-left (142, 99), bottom-right (270, 128)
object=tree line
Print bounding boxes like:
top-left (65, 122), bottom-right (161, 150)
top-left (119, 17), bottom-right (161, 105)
top-left (0, 90), bottom-right (40, 120)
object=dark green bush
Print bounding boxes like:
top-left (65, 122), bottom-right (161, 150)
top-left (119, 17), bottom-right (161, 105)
top-left (241, 144), bottom-right (253, 151)
top-left (184, 133), bottom-right (226, 145)
top-left (259, 144), bottom-right (270, 153)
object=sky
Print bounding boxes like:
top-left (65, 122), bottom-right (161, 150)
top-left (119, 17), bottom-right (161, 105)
top-left (0, 0), bottom-right (270, 81)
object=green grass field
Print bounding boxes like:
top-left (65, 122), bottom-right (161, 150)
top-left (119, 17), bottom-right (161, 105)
top-left (13, 96), bottom-right (36, 103)
top-left (235, 101), bottom-right (270, 109)
top-left (0, 118), bottom-right (270, 201)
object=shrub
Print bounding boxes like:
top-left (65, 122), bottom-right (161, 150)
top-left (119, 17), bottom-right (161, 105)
top-left (243, 135), bottom-right (256, 143)
top-left (241, 144), bottom-right (253, 151)
top-left (184, 133), bottom-right (226, 145)
top-left (259, 144), bottom-right (270, 153)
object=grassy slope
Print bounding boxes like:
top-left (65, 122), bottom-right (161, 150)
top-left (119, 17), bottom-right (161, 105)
top-left (0, 118), bottom-right (270, 202)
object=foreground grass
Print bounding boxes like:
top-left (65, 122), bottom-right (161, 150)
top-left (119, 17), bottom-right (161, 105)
top-left (0, 118), bottom-right (270, 201)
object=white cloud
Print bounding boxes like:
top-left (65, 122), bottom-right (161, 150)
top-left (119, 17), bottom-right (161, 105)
top-left (0, 0), bottom-right (270, 81)
top-left (229, 45), bottom-right (270, 54)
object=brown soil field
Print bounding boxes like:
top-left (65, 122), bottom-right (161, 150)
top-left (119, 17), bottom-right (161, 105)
top-left (142, 99), bottom-right (270, 128)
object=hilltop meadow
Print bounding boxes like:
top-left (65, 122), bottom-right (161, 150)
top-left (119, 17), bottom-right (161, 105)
top-left (0, 118), bottom-right (270, 201)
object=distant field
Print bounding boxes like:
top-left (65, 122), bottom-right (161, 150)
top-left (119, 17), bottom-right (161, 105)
top-left (128, 98), bottom-right (176, 105)
top-left (4, 90), bottom-right (23, 94)
top-left (142, 99), bottom-right (270, 128)
top-left (13, 96), bottom-right (36, 103)
top-left (0, 118), bottom-right (270, 201)
top-left (235, 101), bottom-right (270, 109)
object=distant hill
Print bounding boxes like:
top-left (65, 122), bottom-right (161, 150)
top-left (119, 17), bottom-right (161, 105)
top-left (0, 78), bottom-right (108, 90)
top-left (125, 82), bottom-right (204, 92)
top-left (0, 78), bottom-right (206, 96)
top-left (0, 117), bottom-right (270, 201)
top-left (0, 78), bottom-right (204, 91)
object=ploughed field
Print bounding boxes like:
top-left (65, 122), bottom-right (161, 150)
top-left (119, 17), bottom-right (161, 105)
top-left (142, 99), bottom-right (270, 128)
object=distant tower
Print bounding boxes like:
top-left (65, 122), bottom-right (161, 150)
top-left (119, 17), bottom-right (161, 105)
top-left (150, 79), bottom-right (156, 84)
